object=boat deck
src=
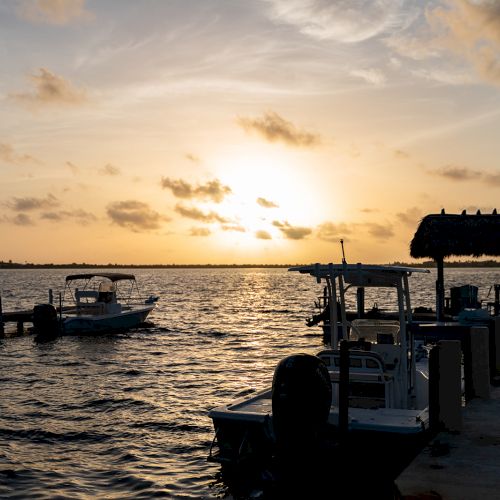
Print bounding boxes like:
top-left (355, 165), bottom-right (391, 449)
top-left (211, 389), bottom-right (428, 434)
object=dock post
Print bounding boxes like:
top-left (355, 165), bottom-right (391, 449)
top-left (0, 294), bottom-right (4, 336)
top-left (494, 317), bottom-right (500, 379)
top-left (49, 289), bottom-right (53, 305)
top-left (339, 340), bottom-right (349, 442)
top-left (470, 326), bottom-right (490, 399)
top-left (429, 340), bottom-right (462, 433)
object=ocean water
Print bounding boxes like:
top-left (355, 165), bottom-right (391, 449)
top-left (0, 267), bottom-right (498, 499)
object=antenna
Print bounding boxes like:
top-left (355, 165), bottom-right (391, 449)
top-left (340, 239), bottom-right (347, 265)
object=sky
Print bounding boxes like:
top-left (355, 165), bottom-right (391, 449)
top-left (1, 0), bottom-right (499, 265)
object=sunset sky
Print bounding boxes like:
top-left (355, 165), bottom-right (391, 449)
top-left (1, 0), bottom-right (499, 265)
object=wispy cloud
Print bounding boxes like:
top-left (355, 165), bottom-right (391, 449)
top-left (316, 222), bottom-right (353, 242)
top-left (9, 68), bottom-right (87, 109)
top-left (221, 224), bottom-right (246, 232)
top-left (174, 203), bottom-right (228, 223)
top-left (255, 230), bottom-right (272, 240)
top-left (7, 194), bottom-right (59, 211)
top-left (0, 143), bottom-right (40, 165)
top-left (106, 200), bottom-right (168, 232)
top-left (430, 165), bottom-right (500, 185)
top-left (365, 222), bottom-right (394, 240)
top-left (272, 220), bottom-right (312, 240)
top-left (190, 227), bottom-right (211, 237)
top-left (396, 207), bottom-right (423, 227)
top-left (161, 177), bottom-right (231, 203)
top-left (350, 68), bottom-right (387, 86)
top-left (99, 163), bottom-right (121, 176)
top-left (65, 161), bottom-right (80, 174)
top-left (257, 197), bottom-right (278, 208)
top-left (264, 0), bottom-right (417, 43)
top-left (40, 209), bottom-right (97, 225)
top-left (432, 165), bottom-right (480, 181)
top-left (9, 213), bottom-right (34, 226)
top-left (427, 0), bottom-right (500, 86)
top-left (238, 111), bottom-right (320, 147)
top-left (17, 0), bottom-right (92, 25)
top-left (185, 153), bottom-right (200, 163)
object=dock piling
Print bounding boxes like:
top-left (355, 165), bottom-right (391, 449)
top-left (0, 294), bottom-right (4, 336)
top-left (429, 340), bottom-right (462, 433)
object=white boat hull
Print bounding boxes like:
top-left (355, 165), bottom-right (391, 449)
top-left (62, 305), bottom-right (154, 334)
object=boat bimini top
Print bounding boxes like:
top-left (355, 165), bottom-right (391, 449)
top-left (65, 273), bottom-right (136, 282)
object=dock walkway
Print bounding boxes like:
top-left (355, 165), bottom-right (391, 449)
top-left (395, 386), bottom-right (500, 499)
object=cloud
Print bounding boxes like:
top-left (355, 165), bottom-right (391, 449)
top-left (221, 224), bottom-right (246, 232)
top-left (396, 207), bottom-right (423, 227)
top-left (0, 143), bottom-right (40, 165)
top-left (427, 0), bottom-right (500, 86)
top-left (99, 163), bottom-right (121, 176)
top-left (10, 68), bottom-right (87, 109)
top-left (17, 0), bottom-right (91, 25)
top-left (185, 153), bottom-right (200, 163)
top-left (350, 68), bottom-right (387, 86)
top-left (174, 203), bottom-right (229, 223)
top-left (365, 223), bottom-right (394, 240)
top-left (430, 165), bottom-right (500, 185)
top-left (272, 220), bottom-right (312, 240)
top-left (255, 230), bottom-right (272, 240)
top-left (484, 172), bottom-right (500, 186)
top-left (432, 165), bottom-right (482, 181)
top-left (161, 178), bottom-right (231, 203)
top-left (238, 111), bottom-right (320, 147)
top-left (7, 194), bottom-right (59, 211)
top-left (65, 161), bottom-right (80, 174)
top-left (190, 227), bottom-right (211, 237)
top-left (11, 213), bottom-right (34, 226)
top-left (394, 149), bottom-right (410, 159)
top-left (40, 209), bottom-right (97, 225)
top-left (106, 200), bottom-right (168, 232)
top-left (316, 222), bottom-right (353, 242)
top-left (257, 197), bottom-right (279, 209)
top-left (264, 0), bottom-right (416, 43)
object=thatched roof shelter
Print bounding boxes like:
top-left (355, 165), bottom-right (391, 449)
top-left (410, 211), bottom-right (500, 260)
top-left (410, 210), bottom-right (500, 320)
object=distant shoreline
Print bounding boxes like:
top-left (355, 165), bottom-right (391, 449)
top-left (1, 260), bottom-right (499, 269)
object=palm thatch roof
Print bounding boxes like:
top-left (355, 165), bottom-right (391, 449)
top-left (410, 211), bottom-right (500, 259)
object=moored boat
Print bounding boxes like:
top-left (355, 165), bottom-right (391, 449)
top-left (208, 263), bottom-right (431, 466)
top-left (33, 273), bottom-right (158, 335)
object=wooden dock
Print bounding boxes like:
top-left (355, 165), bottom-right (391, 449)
top-left (0, 309), bottom-right (35, 336)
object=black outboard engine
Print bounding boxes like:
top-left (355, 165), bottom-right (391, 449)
top-left (272, 353), bottom-right (332, 457)
top-left (32, 303), bottom-right (59, 336)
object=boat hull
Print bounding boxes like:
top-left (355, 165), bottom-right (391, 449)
top-left (62, 305), bottom-right (154, 335)
top-left (209, 387), bottom-right (430, 465)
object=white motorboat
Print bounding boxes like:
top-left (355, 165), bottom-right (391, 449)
top-left (33, 273), bottom-right (158, 335)
top-left (208, 263), bottom-right (431, 465)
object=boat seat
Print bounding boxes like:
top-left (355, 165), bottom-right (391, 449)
top-left (317, 349), bottom-right (387, 373)
top-left (317, 349), bottom-right (395, 408)
top-left (75, 290), bottom-right (99, 302)
top-left (350, 318), bottom-right (400, 344)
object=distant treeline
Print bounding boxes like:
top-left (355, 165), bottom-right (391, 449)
top-left (388, 260), bottom-right (500, 268)
top-left (0, 261), bottom-right (293, 269)
top-left (0, 260), bottom-right (499, 269)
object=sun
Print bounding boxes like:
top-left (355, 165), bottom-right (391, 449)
top-left (213, 146), bottom-right (325, 233)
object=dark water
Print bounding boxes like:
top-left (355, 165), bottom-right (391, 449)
top-left (0, 267), bottom-right (498, 498)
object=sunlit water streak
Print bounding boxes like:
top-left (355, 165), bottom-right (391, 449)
top-left (0, 267), bottom-right (498, 498)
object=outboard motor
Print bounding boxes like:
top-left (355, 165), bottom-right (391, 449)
top-left (272, 353), bottom-right (332, 457)
top-left (32, 303), bottom-right (59, 336)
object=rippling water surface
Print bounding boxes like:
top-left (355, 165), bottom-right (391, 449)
top-left (0, 267), bottom-right (498, 498)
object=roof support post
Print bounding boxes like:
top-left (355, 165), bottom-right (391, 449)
top-left (436, 256), bottom-right (445, 322)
